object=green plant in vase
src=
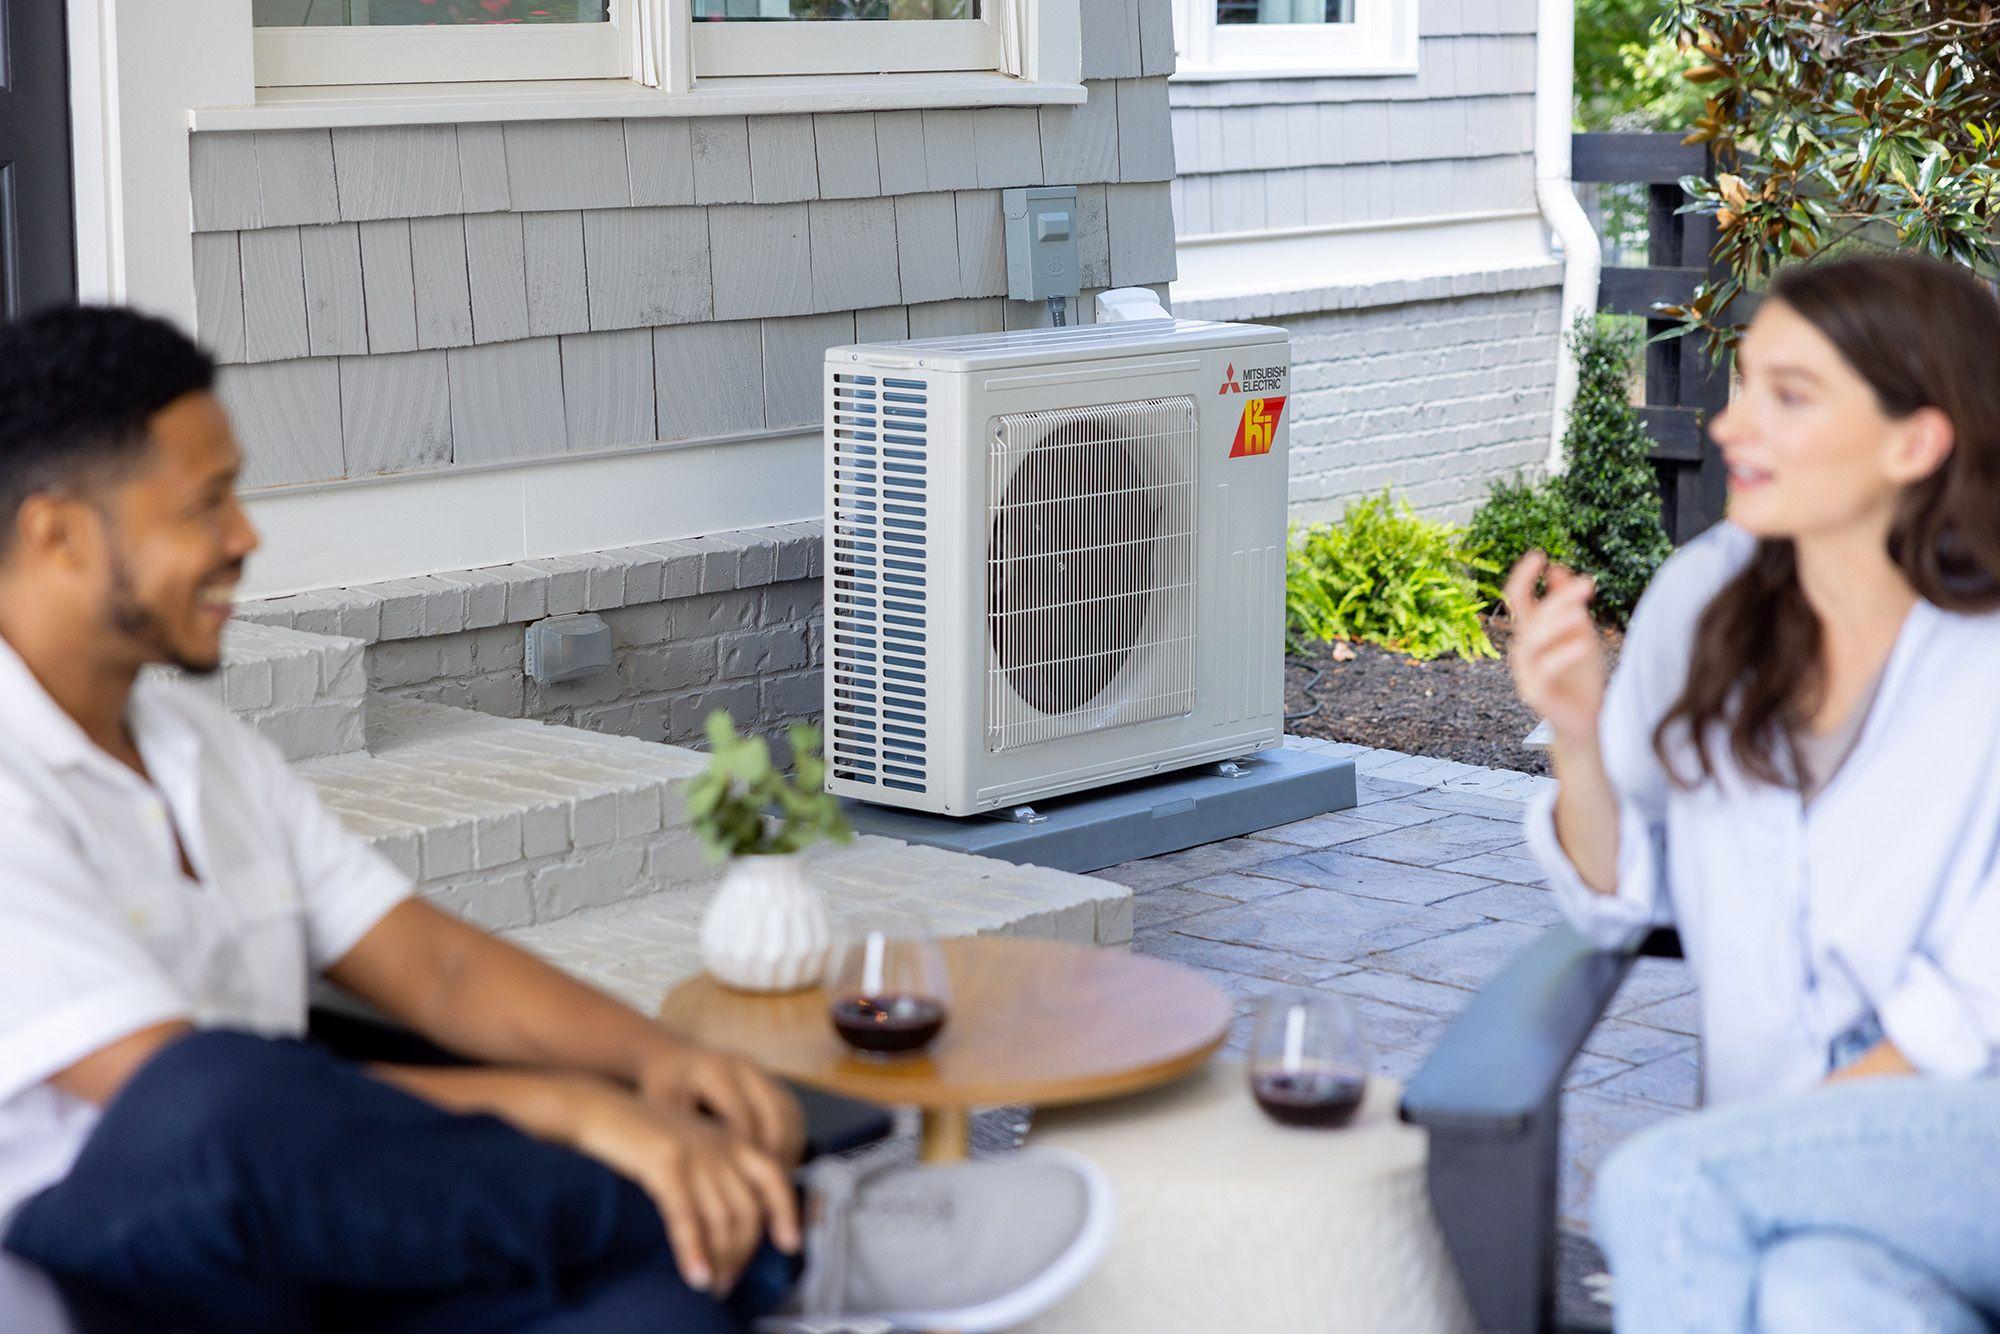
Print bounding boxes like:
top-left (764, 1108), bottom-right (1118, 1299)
top-left (686, 712), bottom-right (853, 993)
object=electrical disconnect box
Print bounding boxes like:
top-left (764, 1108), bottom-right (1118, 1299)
top-left (1003, 185), bottom-right (1081, 306)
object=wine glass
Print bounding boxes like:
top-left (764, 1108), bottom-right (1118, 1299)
top-left (825, 910), bottom-right (952, 1059)
top-left (1249, 989), bottom-right (1369, 1128)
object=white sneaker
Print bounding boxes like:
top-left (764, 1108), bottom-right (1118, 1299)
top-left (765, 1145), bottom-right (1114, 1333)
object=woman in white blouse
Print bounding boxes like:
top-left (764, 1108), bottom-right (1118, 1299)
top-left (1510, 253), bottom-right (2000, 1333)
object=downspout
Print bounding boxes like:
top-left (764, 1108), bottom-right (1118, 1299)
top-left (1534, 0), bottom-right (1600, 474)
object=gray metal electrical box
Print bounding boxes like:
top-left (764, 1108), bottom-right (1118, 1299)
top-left (1003, 185), bottom-right (1080, 302)
top-left (524, 613), bottom-right (613, 686)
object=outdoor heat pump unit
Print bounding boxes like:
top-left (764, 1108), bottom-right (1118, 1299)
top-left (822, 317), bottom-right (1293, 818)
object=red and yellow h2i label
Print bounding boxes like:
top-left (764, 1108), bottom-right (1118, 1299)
top-left (1229, 396), bottom-right (1286, 458)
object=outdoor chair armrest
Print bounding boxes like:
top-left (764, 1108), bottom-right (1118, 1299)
top-left (1397, 923), bottom-right (1680, 1333)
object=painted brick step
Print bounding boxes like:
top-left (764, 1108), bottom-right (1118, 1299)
top-left (166, 621), bottom-right (367, 761)
top-left (300, 698), bottom-right (708, 933)
top-left (501, 836), bottom-right (1135, 1013)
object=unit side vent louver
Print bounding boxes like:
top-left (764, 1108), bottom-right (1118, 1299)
top-left (828, 373), bottom-right (929, 793)
top-left (985, 397), bottom-right (1199, 753)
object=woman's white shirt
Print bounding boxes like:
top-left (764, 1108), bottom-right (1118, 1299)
top-left (1523, 522), bottom-right (2000, 1104)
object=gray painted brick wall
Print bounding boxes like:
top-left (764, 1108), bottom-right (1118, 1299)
top-left (1278, 281), bottom-right (1562, 527)
top-left (368, 578), bottom-right (822, 749)
top-left (241, 522), bottom-right (828, 752)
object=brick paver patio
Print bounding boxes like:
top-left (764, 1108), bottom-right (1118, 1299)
top-left (1101, 738), bottom-right (1699, 1323)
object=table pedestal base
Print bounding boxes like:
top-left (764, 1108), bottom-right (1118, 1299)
top-left (918, 1107), bottom-right (971, 1163)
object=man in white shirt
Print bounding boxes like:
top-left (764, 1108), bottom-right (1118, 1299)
top-left (0, 308), bottom-right (1109, 1332)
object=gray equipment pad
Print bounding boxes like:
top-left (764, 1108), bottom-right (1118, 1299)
top-left (840, 746), bottom-right (1357, 873)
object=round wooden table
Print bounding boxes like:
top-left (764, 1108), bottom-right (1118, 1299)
top-left (658, 937), bottom-right (1232, 1162)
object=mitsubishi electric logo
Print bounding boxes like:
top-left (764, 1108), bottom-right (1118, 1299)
top-left (1219, 363), bottom-right (1286, 395)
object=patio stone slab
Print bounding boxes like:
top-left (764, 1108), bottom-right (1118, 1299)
top-left (1605, 957), bottom-right (1699, 1019)
top-left (1433, 846), bottom-right (1550, 887)
top-left (1337, 813), bottom-right (1526, 868)
top-left (1316, 966), bottom-right (1479, 1018)
top-left (1340, 993), bottom-right (1453, 1055)
top-left (1130, 927), bottom-right (1348, 985)
top-left (1431, 881), bottom-right (1566, 927)
top-left (1366, 918), bottom-right (1550, 990)
top-left (1365, 1043), bottom-right (1431, 1083)
top-left (1404, 788), bottom-right (1534, 822)
top-left (1590, 1048), bottom-right (1702, 1109)
top-left (1131, 886), bottom-right (1241, 931)
top-left (1562, 1051), bottom-right (1638, 1092)
top-left (1096, 837), bottom-right (1290, 891)
top-left (1614, 990), bottom-right (1702, 1036)
top-left (1174, 890), bottom-right (1489, 965)
top-left (1581, 1018), bottom-right (1699, 1066)
top-left (1246, 847), bottom-right (1499, 907)
top-left (1317, 795), bottom-right (1461, 832)
top-left (1180, 868), bottom-right (1348, 903)
top-left (1243, 807), bottom-right (1406, 849)
top-left (1352, 775), bottom-right (1427, 806)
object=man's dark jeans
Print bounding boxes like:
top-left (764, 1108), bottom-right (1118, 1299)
top-left (1, 1030), bottom-right (795, 1332)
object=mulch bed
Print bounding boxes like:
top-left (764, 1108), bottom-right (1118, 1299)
top-left (1282, 615), bottom-right (1625, 777)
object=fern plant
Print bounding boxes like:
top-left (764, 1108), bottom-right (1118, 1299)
top-left (1286, 492), bottom-right (1498, 662)
top-left (683, 712), bottom-right (853, 861)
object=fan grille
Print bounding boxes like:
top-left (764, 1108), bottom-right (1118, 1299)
top-left (985, 397), bottom-right (1199, 753)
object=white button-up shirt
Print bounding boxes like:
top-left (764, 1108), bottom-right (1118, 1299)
top-left (0, 636), bottom-right (409, 1222)
top-left (1525, 522), bottom-right (2000, 1104)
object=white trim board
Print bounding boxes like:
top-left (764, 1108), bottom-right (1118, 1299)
top-left (241, 430), bottom-right (821, 598)
top-left (190, 71), bottom-right (1086, 132)
top-left (69, 0), bottom-right (257, 318)
top-left (1170, 209), bottom-right (1552, 306)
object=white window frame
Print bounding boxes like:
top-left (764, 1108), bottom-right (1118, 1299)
top-left (256, 0), bottom-right (637, 87)
top-left (1172, 0), bottom-right (1415, 79)
top-left (255, 0), bottom-right (1025, 86)
top-left (691, 16), bottom-right (1003, 78)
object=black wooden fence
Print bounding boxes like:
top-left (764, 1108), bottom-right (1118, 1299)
top-left (1572, 132), bottom-right (1731, 544)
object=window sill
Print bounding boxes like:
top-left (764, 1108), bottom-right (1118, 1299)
top-left (188, 71), bottom-right (1086, 132)
top-left (1169, 61), bottom-right (1417, 82)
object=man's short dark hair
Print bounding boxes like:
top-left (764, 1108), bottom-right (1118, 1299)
top-left (0, 305), bottom-right (216, 545)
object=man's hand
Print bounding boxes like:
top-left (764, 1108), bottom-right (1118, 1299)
top-left (570, 1084), bottom-right (801, 1295)
top-left (636, 1043), bottom-right (807, 1167)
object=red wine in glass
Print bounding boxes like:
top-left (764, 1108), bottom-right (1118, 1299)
top-left (830, 993), bottom-right (948, 1056)
top-left (1252, 1063), bottom-right (1366, 1128)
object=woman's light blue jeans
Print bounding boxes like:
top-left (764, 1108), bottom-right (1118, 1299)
top-left (1592, 1071), bottom-right (2000, 1332)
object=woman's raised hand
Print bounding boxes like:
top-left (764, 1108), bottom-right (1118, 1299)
top-left (1503, 551), bottom-right (1608, 745)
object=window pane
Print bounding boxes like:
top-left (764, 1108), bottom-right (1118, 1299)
top-left (692, 0), bottom-right (978, 22)
top-left (1214, 0), bottom-right (1352, 24)
top-left (253, 0), bottom-right (609, 25)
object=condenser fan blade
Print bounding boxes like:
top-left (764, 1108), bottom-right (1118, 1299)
top-left (989, 417), bottom-right (1160, 716)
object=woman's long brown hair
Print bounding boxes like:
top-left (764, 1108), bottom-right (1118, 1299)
top-left (1652, 255), bottom-right (2000, 790)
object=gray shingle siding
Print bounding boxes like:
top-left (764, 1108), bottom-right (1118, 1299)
top-left (1168, 18), bottom-right (1539, 238)
top-left (195, 76), bottom-right (1177, 489)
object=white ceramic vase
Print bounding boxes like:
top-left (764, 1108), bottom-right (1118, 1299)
top-left (698, 853), bottom-right (834, 993)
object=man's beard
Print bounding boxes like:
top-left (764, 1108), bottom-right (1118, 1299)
top-left (104, 544), bottom-right (220, 677)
